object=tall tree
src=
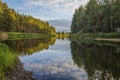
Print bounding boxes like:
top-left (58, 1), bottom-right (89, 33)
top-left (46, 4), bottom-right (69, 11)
top-left (71, 0), bottom-right (120, 33)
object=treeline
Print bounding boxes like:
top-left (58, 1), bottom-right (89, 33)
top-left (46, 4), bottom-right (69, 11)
top-left (0, 0), bottom-right (56, 34)
top-left (57, 32), bottom-right (70, 39)
top-left (71, 0), bottom-right (120, 33)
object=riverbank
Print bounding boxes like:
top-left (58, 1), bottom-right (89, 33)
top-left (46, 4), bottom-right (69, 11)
top-left (4, 58), bottom-right (34, 80)
top-left (70, 32), bottom-right (120, 42)
top-left (0, 43), bottom-right (33, 80)
top-left (0, 32), bottom-right (56, 41)
top-left (0, 43), bottom-right (34, 80)
top-left (95, 38), bottom-right (120, 42)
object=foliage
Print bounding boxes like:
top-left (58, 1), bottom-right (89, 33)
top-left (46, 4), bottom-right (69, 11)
top-left (70, 32), bottom-right (120, 41)
top-left (7, 32), bottom-right (53, 40)
top-left (56, 32), bottom-right (70, 39)
top-left (71, 0), bottom-right (120, 33)
top-left (0, 0), bottom-right (56, 35)
top-left (0, 43), bottom-right (16, 79)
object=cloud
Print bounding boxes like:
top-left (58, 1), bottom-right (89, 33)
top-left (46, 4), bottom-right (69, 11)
top-left (3, 0), bottom-right (89, 20)
top-left (24, 0), bottom-right (88, 19)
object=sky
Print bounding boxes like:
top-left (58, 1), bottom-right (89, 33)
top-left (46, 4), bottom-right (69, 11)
top-left (2, 0), bottom-right (88, 20)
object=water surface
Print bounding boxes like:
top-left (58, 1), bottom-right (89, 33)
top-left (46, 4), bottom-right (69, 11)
top-left (1, 38), bottom-right (120, 80)
top-left (19, 39), bottom-right (87, 80)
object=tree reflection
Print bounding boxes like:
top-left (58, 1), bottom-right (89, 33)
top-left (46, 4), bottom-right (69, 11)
top-left (3, 38), bottom-right (56, 56)
top-left (71, 41), bottom-right (120, 80)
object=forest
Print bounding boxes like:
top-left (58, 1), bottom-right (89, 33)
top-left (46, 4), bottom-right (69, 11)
top-left (0, 0), bottom-right (56, 35)
top-left (71, 0), bottom-right (120, 34)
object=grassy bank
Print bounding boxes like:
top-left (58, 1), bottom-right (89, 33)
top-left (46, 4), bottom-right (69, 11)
top-left (73, 38), bottom-right (120, 47)
top-left (0, 43), bottom-right (34, 80)
top-left (0, 32), bottom-right (55, 40)
top-left (0, 43), bottom-right (16, 79)
top-left (70, 32), bottom-right (120, 42)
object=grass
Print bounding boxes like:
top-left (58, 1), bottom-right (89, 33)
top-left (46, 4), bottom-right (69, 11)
top-left (0, 32), bottom-right (56, 41)
top-left (0, 43), bottom-right (16, 79)
top-left (7, 32), bottom-right (55, 40)
top-left (70, 32), bottom-right (120, 41)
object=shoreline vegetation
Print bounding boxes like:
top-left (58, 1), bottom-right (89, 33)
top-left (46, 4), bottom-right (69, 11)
top-left (0, 43), bottom-right (34, 80)
top-left (8, 32), bottom-right (55, 40)
top-left (95, 38), bottom-right (120, 42)
top-left (0, 32), bottom-right (56, 41)
top-left (0, 31), bottom-right (70, 41)
top-left (70, 32), bottom-right (120, 42)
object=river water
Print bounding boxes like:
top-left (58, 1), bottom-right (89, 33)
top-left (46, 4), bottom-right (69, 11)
top-left (19, 39), bottom-right (87, 80)
top-left (1, 38), bottom-right (120, 80)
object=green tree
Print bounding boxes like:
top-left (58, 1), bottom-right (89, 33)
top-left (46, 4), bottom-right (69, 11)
top-left (112, 0), bottom-right (120, 31)
top-left (0, 0), bottom-right (56, 34)
top-left (71, 0), bottom-right (120, 33)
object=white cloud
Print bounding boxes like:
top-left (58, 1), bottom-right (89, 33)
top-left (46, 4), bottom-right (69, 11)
top-left (25, 0), bottom-right (88, 15)
top-left (3, 0), bottom-right (89, 20)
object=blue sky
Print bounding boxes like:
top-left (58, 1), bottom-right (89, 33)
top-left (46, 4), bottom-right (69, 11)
top-left (2, 0), bottom-right (88, 20)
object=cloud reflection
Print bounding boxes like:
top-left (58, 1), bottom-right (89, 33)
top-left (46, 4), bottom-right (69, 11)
top-left (20, 40), bottom-right (87, 80)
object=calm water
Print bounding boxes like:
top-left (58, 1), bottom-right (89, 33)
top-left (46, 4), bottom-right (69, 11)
top-left (1, 38), bottom-right (120, 80)
top-left (19, 39), bottom-right (87, 80)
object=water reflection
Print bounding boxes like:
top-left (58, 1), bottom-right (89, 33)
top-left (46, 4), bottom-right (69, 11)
top-left (3, 38), bottom-right (56, 56)
top-left (71, 41), bottom-right (120, 80)
top-left (19, 39), bottom-right (88, 80)
top-left (1, 37), bottom-right (120, 80)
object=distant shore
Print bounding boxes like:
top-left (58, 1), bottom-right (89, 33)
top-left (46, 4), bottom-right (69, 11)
top-left (95, 38), bottom-right (120, 42)
top-left (70, 32), bottom-right (120, 42)
top-left (0, 32), bottom-right (55, 41)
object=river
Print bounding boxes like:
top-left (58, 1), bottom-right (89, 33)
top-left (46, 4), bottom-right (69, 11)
top-left (0, 38), bottom-right (120, 80)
